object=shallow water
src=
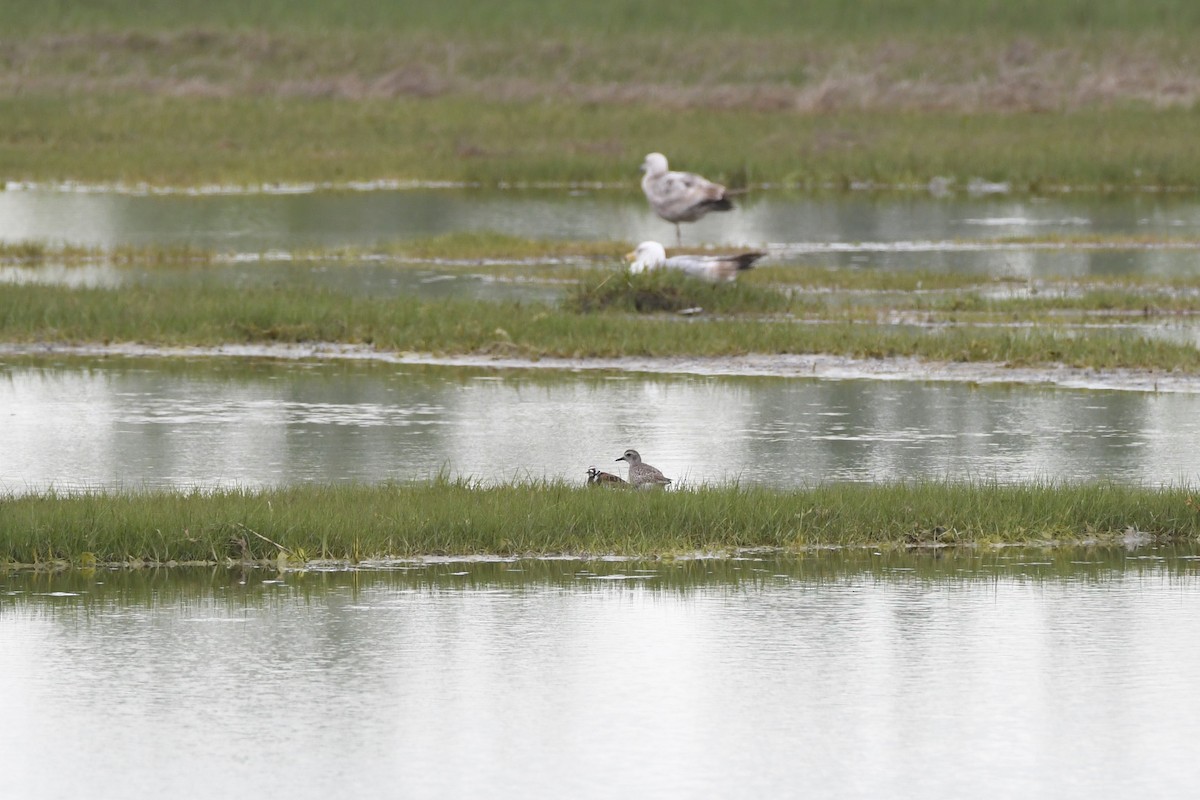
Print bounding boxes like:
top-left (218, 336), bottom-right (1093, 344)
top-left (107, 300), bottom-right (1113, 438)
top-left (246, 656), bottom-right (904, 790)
top-left (0, 259), bottom-right (564, 303)
top-left (3, 356), bottom-right (1199, 493)
top-left (5, 186), bottom-right (1200, 277)
top-left (2, 550), bottom-right (1198, 800)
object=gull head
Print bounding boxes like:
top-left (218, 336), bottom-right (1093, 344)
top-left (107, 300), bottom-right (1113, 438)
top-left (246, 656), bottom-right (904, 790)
top-left (616, 449), bottom-right (643, 465)
top-left (641, 152), bottom-right (668, 177)
top-left (625, 241), bottom-right (668, 274)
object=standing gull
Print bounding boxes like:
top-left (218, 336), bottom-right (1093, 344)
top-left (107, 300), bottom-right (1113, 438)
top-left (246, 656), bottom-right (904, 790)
top-left (626, 240), bottom-right (765, 282)
top-left (640, 152), bottom-right (736, 245)
top-left (616, 449), bottom-right (673, 489)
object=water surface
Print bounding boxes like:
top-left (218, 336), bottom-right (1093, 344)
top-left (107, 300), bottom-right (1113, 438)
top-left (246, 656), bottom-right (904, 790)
top-left (3, 356), bottom-right (1198, 493)
top-left (6, 187), bottom-right (1200, 278)
top-left (2, 551), bottom-right (1198, 800)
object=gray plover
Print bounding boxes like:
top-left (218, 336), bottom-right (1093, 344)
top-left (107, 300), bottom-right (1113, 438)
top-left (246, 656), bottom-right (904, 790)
top-left (587, 466), bottom-right (628, 486)
top-left (626, 240), bottom-right (765, 282)
top-left (615, 449), bottom-right (672, 489)
top-left (640, 152), bottom-right (736, 245)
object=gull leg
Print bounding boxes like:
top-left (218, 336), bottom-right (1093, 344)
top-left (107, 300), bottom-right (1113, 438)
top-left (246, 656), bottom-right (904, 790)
top-left (675, 223), bottom-right (682, 247)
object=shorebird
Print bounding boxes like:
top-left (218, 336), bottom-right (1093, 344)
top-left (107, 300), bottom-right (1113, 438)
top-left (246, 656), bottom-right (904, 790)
top-left (587, 466), bottom-right (628, 486)
top-left (626, 240), bottom-right (765, 282)
top-left (640, 152), bottom-right (736, 245)
top-left (615, 449), bottom-right (672, 489)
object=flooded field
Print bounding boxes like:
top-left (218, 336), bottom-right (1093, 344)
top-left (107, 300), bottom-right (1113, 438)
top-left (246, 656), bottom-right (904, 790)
top-left (3, 550), bottom-right (1198, 800)
top-left (5, 185), bottom-right (1200, 278)
top-left (0, 258), bottom-right (564, 303)
top-left (3, 356), bottom-right (1199, 494)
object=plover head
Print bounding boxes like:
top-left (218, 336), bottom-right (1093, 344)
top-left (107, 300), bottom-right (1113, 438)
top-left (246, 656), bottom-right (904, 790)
top-left (616, 449), bottom-right (642, 465)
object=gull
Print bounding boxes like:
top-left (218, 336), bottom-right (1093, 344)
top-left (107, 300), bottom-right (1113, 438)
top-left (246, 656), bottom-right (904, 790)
top-left (640, 152), bottom-right (736, 245)
top-left (626, 240), bottom-right (765, 282)
top-left (616, 449), bottom-right (672, 489)
top-left (587, 466), bottom-right (628, 486)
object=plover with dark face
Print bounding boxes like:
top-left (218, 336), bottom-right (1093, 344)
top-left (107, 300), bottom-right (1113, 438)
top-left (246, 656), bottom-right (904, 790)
top-left (640, 152), bottom-right (737, 245)
top-left (615, 449), bottom-right (672, 489)
top-left (587, 466), bottom-right (628, 486)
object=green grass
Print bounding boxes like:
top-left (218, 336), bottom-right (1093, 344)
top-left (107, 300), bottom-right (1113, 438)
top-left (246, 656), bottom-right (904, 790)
top-left (5, 95), bottom-right (1200, 188)
top-left (4, 281), bottom-right (1200, 370)
top-left (4, 0), bottom-right (1195, 36)
top-left (4, 2), bottom-right (1200, 187)
top-left (3, 480), bottom-right (1198, 565)
top-left (565, 268), bottom-right (797, 314)
top-left (6, 0), bottom-right (1200, 36)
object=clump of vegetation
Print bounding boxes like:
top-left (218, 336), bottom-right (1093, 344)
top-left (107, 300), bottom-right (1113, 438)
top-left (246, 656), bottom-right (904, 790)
top-left (565, 268), bottom-right (795, 314)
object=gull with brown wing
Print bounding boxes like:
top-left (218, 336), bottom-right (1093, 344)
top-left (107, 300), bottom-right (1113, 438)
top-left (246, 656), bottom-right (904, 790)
top-left (640, 152), bottom-right (736, 245)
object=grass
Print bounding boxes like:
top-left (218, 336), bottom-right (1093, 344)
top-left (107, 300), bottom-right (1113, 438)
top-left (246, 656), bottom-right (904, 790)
top-left (6, 95), bottom-right (1200, 188)
top-left (565, 268), bottom-right (796, 314)
top-left (4, 2), bottom-right (1200, 187)
top-left (3, 480), bottom-right (1198, 565)
top-left (7, 1), bottom-right (1200, 35)
top-left (4, 281), bottom-right (1200, 370)
top-left (0, 241), bottom-right (216, 266)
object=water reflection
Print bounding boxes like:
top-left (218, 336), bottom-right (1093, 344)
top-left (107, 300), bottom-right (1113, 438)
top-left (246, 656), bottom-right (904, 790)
top-left (0, 259), bottom-right (563, 302)
top-left (2, 356), bottom-right (1198, 493)
top-left (2, 551), bottom-right (1199, 800)
top-left (4, 187), bottom-right (1200, 277)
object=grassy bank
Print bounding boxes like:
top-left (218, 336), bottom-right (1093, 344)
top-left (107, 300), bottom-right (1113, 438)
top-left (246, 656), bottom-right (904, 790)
top-left (2, 481), bottom-right (1197, 565)
top-left (5, 281), bottom-right (1200, 370)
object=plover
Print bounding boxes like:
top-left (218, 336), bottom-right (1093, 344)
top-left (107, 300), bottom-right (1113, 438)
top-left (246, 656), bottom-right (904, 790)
top-left (640, 152), bottom-right (737, 245)
top-left (626, 240), bottom-right (765, 282)
top-left (587, 466), bottom-right (628, 486)
top-left (615, 449), bottom-right (672, 489)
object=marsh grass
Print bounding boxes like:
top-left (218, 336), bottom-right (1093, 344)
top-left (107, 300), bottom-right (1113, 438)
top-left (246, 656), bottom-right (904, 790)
top-left (8, 1), bottom-right (1200, 36)
top-left (4, 282), bottom-right (1200, 369)
top-left (6, 2), bottom-right (1200, 186)
top-left (5, 3), bottom-right (1200, 114)
top-left (0, 241), bottom-right (215, 266)
top-left (565, 268), bottom-right (796, 314)
top-left (6, 94), bottom-right (1200, 188)
top-left (3, 480), bottom-right (1198, 565)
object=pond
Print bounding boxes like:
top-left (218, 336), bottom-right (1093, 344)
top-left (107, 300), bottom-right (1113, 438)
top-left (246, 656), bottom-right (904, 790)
top-left (2, 550), bottom-right (1197, 799)
top-left (4, 186), bottom-right (1200, 278)
top-left (3, 356), bottom-right (1199, 494)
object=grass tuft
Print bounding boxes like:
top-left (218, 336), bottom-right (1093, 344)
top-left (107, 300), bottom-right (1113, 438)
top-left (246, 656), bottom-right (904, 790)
top-left (565, 268), bottom-right (794, 314)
